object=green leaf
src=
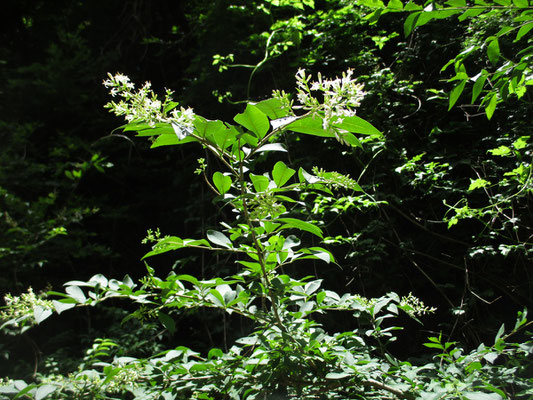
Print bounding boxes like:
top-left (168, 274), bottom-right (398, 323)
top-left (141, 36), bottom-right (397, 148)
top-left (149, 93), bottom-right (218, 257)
top-left (515, 22), bottom-right (533, 41)
top-left (513, 136), bottom-right (529, 150)
top-left (13, 384), bottom-right (37, 400)
top-left (387, 0), bottom-right (403, 10)
top-left (484, 93), bottom-right (498, 120)
top-left (126, 122), bottom-right (174, 137)
top-left (272, 161), bottom-right (296, 187)
top-left (35, 385), bottom-right (57, 400)
top-left (458, 7), bottom-right (485, 21)
top-left (446, 0), bottom-right (466, 6)
top-left (404, 2), bottom-right (423, 10)
top-left (250, 174), bottom-right (270, 192)
top-left (468, 178), bottom-right (490, 191)
top-left (486, 37), bottom-right (500, 65)
top-left (471, 70), bottom-right (488, 103)
top-left (213, 172), bottom-right (232, 194)
top-left (423, 342), bottom-right (444, 349)
top-left (237, 260), bottom-right (262, 273)
top-left (513, 0), bottom-right (528, 6)
top-left (334, 115), bottom-right (382, 137)
top-left (488, 145), bottom-right (511, 156)
top-left (142, 237), bottom-right (211, 259)
top-left (151, 133), bottom-right (196, 148)
top-left (494, 323), bottom-right (505, 344)
top-left (337, 131), bottom-right (362, 148)
top-left (298, 247), bottom-right (335, 263)
top-left (254, 98), bottom-right (290, 119)
top-left (286, 116), bottom-right (335, 137)
top-left (208, 348), bottom-right (223, 359)
top-left (207, 289), bottom-right (225, 307)
top-left (276, 218), bottom-right (323, 238)
top-left (158, 312), bottom-right (176, 335)
top-left (207, 230), bottom-right (233, 248)
top-left (404, 12), bottom-right (421, 36)
top-left (448, 80), bottom-right (466, 110)
top-left (234, 104), bottom-right (269, 138)
top-left (201, 120), bottom-right (237, 149)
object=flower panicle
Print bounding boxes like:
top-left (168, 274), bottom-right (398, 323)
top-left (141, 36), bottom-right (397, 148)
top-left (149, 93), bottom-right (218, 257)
top-left (103, 73), bottom-right (195, 131)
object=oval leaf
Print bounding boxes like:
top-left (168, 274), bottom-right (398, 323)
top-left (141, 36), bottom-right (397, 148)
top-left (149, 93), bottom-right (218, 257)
top-left (276, 217), bottom-right (323, 238)
top-left (333, 116), bottom-right (382, 137)
top-left (213, 172), bottom-right (232, 194)
top-left (207, 230), bottom-right (233, 248)
top-left (234, 104), bottom-right (269, 139)
top-left (272, 161), bottom-right (296, 187)
top-left (286, 116), bottom-right (334, 137)
top-left (448, 80), bottom-right (466, 110)
top-left (158, 312), bottom-right (176, 335)
top-left (487, 38), bottom-right (500, 66)
top-left (250, 174), bottom-right (270, 192)
top-left (35, 385), bottom-right (57, 400)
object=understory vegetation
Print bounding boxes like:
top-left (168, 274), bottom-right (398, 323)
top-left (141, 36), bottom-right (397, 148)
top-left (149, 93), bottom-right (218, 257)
top-left (0, 0), bottom-right (532, 399)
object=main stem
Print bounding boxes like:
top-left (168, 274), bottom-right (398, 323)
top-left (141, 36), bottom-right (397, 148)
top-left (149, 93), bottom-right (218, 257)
top-left (236, 140), bottom-right (285, 330)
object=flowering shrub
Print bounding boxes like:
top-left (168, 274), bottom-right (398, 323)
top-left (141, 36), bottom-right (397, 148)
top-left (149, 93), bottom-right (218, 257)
top-left (1, 70), bottom-right (531, 400)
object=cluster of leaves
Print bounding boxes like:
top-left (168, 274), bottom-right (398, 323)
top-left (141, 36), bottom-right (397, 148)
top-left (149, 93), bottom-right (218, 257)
top-left (357, 0), bottom-right (533, 119)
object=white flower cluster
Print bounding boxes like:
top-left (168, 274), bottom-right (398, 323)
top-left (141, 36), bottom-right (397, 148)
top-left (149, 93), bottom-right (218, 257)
top-left (294, 68), bottom-right (366, 130)
top-left (400, 293), bottom-right (437, 317)
top-left (103, 73), bottom-right (195, 130)
top-left (105, 365), bottom-right (143, 393)
top-left (0, 287), bottom-right (53, 328)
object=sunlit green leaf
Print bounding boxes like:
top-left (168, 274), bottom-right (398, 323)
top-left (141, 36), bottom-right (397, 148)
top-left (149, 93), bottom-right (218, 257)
top-left (468, 178), bottom-right (490, 191)
top-left (448, 80), bottom-right (466, 110)
top-left (254, 98), bottom-right (290, 119)
top-left (404, 12), bottom-right (421, 36)
top-left (277, 217), bottom-right (323, 238)
top-left (286, 116), bottom-right (334, 137)
top-left (515, 22), bottom-right (533, 41)
top-left (471, 70), bottom-right (488, 103)
top-left (151, 133), bottom-right (196, 148)
top-left (234, 104), bottom-right (269, 138)
top-left (272, 161), bottom-right (296, 187)
top-left (484, 93), bottom-right (498, 119)
top-left (334, 115), bottom-right (382, 137)
top-left (250, 174), bottom-right (270, 192)
top-left (486, 37), bottom-right (500, 65)
top-left (213, 172), bottom-right (232, 194)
